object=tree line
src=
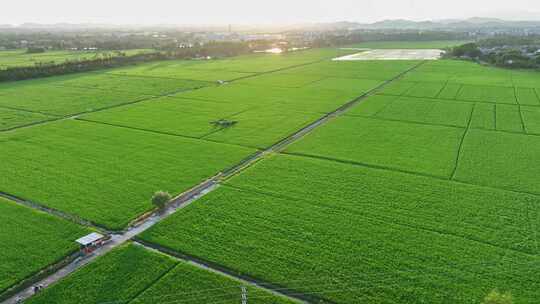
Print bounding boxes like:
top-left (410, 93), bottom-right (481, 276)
top-left (0, 41), bottom-right (252, 82)
top-left (446, 39), bottom-right (540, 69)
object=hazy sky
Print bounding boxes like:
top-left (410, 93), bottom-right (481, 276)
top-left (2, 0), bottom-right (540, 25)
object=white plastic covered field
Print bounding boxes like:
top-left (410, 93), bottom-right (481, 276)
top-left (334, 49), bottom-right (444, 61)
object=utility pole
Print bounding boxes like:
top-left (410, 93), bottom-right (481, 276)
top-left (241, 286), bottom-right (247, 304)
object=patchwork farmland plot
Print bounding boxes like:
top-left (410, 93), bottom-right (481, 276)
top-left (304, 77), bottom-right (384, 95)
top-left (0, 80), bottom-right (147, 116)
top-left (495, 104), bottom-right (525, 133)
top-left (0, 197), bottom-right (89, 294)
top-left (377, 80), bottom-right (417, 95)
top-left (109, 48), bottom-right (353, 81)
top-left (177, 83), bottom-right (362, 114)
top-left (437, 83), bottom-right (463, 99)
top-left (0, 120), bottom-right (254, 230)
top-left (28, 244), bottom-right (294, 304)
top-left (455, 129), bottom-right (540, 194)
top-left (0, 49), bottom-right (153, 70)
top-left (280, 60), bottom-right (419, 80)
top-left (0, 72), bottom-right (209, 117)
top-left (81, 96), bottom-right (252, 139)
top-left (3, 46), bottom-right (540, 304)
top-left (204, 107), bottom-right (322, 148)
top-left (140, 154), bottom-right (540, 304)
top-left (286, 116), bottom-right (464, 178)
top-left (110, 60), bottom-right (256, 82)
top-left (345, 94), bottom-right (400, 116)
top-left (130, 252), bottom-right (295, 304)
top-left (0, 107), bottom-right (54, 130)
top-left (401, 81), bottom-right (446, 98)
top-left (470, 103), bottom-right (496, 130)
top-left (26, 244), bottom-right (178, 304)
top-left (55, 72), bottom-right (209, 95)
top-left (367, 96), bottom-right (473, 127)
top-left (235, 72), bottom-right (324, 88)
top-left (457, 85), bottom-right (517, 104)
top-left (516, 87), bottom-right (540, 106)
top-left (521, 106), bottom-right (540, 134)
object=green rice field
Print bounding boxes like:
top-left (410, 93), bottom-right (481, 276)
top-left (0, 197), bottom-right (89, 294)
top-left (2, 44), bottom-right (540, 303)
top-left (0, 49), bottom-right (154, 70)
top-left (0, 119), bottom-right (254, 230)
top-left (28, 244), bottom-right (294, 304)
top-left (140, 154), bottom-right (540, 303)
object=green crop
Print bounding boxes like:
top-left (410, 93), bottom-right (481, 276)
top-left (141, 154), bottom-right (540, 304)
top-left (286, 116), bottom-right (464, 178)
top-left (26, 244), bottom-right (177, 304)
top-left (0, 107), bottom-right (53, 130)
top-left (0, 120), bottom-right (254, 230)
top-left (455, 128), bottom-right (540, 194)
top-left (0, 197), bottom-right (89, 294)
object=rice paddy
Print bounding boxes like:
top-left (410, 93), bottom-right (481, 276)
top-left (2, 45), bottom-right (540, 303)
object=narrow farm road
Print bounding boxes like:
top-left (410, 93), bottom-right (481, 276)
top-left (2, 60), bottom-right (425, 304)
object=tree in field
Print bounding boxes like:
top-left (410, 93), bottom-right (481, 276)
top-left (151, 191), bottom-right (172, 211)
top-left (482, 290), bottom-right (513, 304)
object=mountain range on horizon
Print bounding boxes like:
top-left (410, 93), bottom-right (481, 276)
top-left (1, 17), bottom-right (540, 31)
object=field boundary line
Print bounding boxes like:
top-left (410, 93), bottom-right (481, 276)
top-left (377, 91), bottom-right (530, 108)
top-left (227, 185), bottom-right (538, 257)
top-left (123, 260), bottom-right (179, 304)
top-left (133, 240), bottom-right (313, 304)
top-left (434, 80), bottom-right (450, 99)
top-left (221, 49), bottom-right (363, 83)
top-left (372, 95), bottom-right (402, 117)
top-left (0, 104), bottom-right (62, 117)
top-left (511, 76), bottom-right (527, 133)
top-left (76, 117), bottom-right (260, 150)
top-left (0, 191), bottom-right (112, 233)
top-left (450, 102), bottom-right (474, 180)
top-left (1, 51), bottom-right (346, 134)
top-left (518, 105), bottom-right (527, 133)
top-left (0, 250), bottom-right (80, 302)
top-left (221, 182), bottom-right (540, 257)
top-left (0, 117), bottom-right (61, 132)
top-left (534, 88), bottom-right (540, 105)
top-left (1, 181), bottom-right (220, 304)
top-left (0, 82), bottom-right (211, 132)
top-left (106, 71), bottom-right (224, 83)
top-left (282, 149), bottom-right (540, 199)
top-left (493, 103), bottom-right (497, 130)
top-left (282, 151), bottom-right (450, 181)
top-left (259, 61), bottom-right (428, 154)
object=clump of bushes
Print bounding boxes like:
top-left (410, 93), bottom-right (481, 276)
top-left (151, 191), bottom-right (172, 211)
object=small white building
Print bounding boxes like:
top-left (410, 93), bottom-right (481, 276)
top-left (76, 232), bottom-right (106, 254)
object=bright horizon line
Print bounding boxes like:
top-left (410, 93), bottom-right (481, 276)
top-left (3, 16), bottom-right (540, 28)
